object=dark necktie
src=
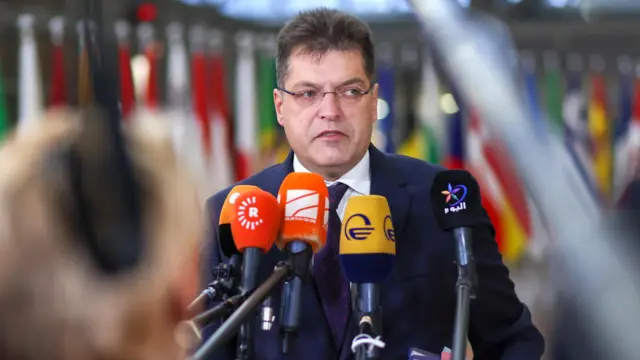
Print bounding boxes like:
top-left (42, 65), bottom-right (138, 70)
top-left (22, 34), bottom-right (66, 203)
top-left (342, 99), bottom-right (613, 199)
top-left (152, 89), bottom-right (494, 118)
top-left (313, 182), bottom-right (351, 348)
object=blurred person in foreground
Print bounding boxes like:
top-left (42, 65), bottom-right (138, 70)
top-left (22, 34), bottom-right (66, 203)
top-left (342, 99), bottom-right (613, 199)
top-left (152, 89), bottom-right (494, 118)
top-left (0, 108), bottom-right (203, 360)
top-left (202, 7), bottom-right (544, 360)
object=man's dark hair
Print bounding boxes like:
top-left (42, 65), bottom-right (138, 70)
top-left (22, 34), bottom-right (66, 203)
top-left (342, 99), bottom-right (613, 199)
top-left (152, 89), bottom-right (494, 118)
top-left (275, 7), bottom-right (375, 87)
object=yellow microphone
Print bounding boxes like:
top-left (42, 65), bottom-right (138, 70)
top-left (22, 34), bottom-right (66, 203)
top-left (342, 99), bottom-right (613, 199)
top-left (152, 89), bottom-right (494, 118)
top-left (339, 195), bottom-right (396, 283)
top-left (339, 195), bottom-right (396, 358)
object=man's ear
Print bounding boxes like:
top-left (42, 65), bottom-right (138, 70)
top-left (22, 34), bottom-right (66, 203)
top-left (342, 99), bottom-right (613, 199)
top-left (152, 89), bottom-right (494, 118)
top-left (274, 89), bottom-right (285, 126)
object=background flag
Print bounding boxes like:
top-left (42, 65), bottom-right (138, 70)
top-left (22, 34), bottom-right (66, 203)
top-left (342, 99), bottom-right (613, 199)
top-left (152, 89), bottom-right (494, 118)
top-left (396, 45), bottom-right (421, 160)
top-left (373, 43), bottom-right (395, 153)
top-left (563, 54), bottom-right (598, 199)
top-left (419, 48), bottom-right (444, 164)
top-left (77, 20), bottom-right (93, 106)
top-left (190, 25), bottom-right (211, 158)
top-left (208, 29), bottom-right (234, 191)
top-left (137, 23), bottom-right (158, 110)
top-left (0, 60), bottom-right (10, 142)
top-left (588, 57), bottom-right (613, 203)
top-left (543, 51), bottom-right (564, 135)
top-left (48, 16), bottom-right (67, 107)
top-left (115, 20), bottom-right (135, 118)
top-left (234, 32), bottom-right (258, 180)
top-left (257, 34), bottom-right (278, 168)
top-left (17, 14), bottom-right (43, 128)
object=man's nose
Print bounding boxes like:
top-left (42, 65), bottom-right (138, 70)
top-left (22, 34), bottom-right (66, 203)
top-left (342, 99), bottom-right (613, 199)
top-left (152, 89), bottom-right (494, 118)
top-left (318, 93), bottom-right (341, 121)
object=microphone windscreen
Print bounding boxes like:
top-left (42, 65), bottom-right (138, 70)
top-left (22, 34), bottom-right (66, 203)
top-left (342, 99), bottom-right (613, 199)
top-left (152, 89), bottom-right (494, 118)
top-left (218, 185), bottom-right (261, 257)
top-left (230, 189), bottom-right (282, 252)
top-left (430, 170), bottom-right (489, 231)
top-left (339, 195), bottom-right (396, 284)
top-left (276, 172), bottom-right (329, 253)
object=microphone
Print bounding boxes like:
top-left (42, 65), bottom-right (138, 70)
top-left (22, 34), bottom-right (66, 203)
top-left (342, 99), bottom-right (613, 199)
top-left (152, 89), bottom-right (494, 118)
top-left (220, 185), bottom-right (262, 269)
top-left (430, 169), bottom-right (488, 360)
top-left (339, 195), bottom-right (396, 360)
top-left (189, 185), bottom-right (260, 314)
top-left (230, 188), bottom-right (282, 360)
top-left (275, 172), bottom-right (329, 353)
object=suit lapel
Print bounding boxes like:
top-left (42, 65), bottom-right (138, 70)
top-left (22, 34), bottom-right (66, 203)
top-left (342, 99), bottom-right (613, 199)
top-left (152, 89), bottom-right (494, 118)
top-left (339, 145), bottom-right (412, 359)
top-left (257, 151), bottom-right (293, 282)
top-left (368, 145), bottom-right (411, 237)
top-left (261, 150), bottom-right (294, 197)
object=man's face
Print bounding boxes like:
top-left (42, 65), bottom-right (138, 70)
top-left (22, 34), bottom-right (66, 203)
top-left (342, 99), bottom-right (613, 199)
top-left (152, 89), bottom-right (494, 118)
top-left (274, 48), bottom-right (378, 174)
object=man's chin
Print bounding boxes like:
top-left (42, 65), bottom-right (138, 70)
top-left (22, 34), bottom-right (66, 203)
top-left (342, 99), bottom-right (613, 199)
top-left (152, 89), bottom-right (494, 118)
top-left (310, 153), bottom-right (351, 168)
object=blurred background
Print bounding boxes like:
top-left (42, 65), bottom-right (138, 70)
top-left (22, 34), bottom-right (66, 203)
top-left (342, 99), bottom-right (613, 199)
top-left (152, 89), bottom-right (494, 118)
top-left (3, 0), bottom-right (640, 355)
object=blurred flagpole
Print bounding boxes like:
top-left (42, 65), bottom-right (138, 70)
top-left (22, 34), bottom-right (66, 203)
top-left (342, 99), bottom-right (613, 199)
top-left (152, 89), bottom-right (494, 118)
top-left (406, 1), bottom-right (640, 359)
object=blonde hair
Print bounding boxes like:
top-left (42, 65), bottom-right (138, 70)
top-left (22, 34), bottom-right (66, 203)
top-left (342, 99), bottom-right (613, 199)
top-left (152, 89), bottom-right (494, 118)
top-left (0, 108), bottom-right (203, 360)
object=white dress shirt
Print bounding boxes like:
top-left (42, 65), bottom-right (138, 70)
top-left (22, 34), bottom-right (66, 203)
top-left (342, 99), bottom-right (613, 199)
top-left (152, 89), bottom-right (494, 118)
top-left (293, 151), bottom-right (371, 220)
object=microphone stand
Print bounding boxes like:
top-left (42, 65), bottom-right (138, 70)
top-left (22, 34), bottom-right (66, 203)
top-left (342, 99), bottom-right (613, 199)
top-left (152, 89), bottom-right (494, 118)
top-left (354, 284), bottom-right (383, 360)
top-left (191, 262), bottom-right (292, 360)
top-left (188, 262), bottom-right (242, 316)
top-left (176, 293), bottom-right (246, 348)
top-left (192, 294), bottom-right (246, 329)
top-left (236, 248), bottom-right (262, 360)
top-left (280, 241), bottom-right (313, 354)
top-left (451, 228), bottom-right (476, 360)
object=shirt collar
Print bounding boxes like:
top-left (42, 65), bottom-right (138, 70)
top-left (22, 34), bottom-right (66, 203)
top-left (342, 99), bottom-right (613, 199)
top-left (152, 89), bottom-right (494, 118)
top-left (292, 151), bottom-right (371, 196)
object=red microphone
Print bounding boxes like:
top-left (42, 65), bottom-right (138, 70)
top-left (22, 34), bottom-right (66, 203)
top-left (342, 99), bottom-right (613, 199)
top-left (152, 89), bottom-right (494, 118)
top-left (230, 188), bottom-right (282, 359)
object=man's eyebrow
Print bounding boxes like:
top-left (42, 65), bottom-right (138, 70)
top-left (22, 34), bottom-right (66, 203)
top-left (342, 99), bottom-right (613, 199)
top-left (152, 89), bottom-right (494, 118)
top-left (338, 78), bottom-right (367, 87)
top-left (291, 81), bottom-right (322, 89)
top-left (291, 78), bottom-right (368, 89)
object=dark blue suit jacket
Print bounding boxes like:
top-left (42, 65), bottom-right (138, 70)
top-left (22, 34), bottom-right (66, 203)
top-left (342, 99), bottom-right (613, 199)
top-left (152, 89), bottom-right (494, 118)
top-left (201, 145), bottom-right (544, 360)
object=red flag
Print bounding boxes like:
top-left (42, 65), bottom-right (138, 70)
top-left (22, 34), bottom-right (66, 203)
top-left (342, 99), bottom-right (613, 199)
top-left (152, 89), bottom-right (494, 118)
top-left (466, 109), bottom-right (531, 261)
top-left (48, 17), bottom-right (67, 107)
top-left (210, 52), bottom-right (232, 146)
top-left (190, 27), bottom-right (210, 156)
top-left (115, 21), bottom-right (135, 118)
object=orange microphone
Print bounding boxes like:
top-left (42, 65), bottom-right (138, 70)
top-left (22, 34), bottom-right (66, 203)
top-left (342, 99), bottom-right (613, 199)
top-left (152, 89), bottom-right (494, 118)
top-left (188, 185), bottom-right (261, 316)
top-left (229, 188), bottom-right (282, 359)
top-left (275, 172), bottom-right (329, 352)
top-left (219, 185), bottom-right (261, 266)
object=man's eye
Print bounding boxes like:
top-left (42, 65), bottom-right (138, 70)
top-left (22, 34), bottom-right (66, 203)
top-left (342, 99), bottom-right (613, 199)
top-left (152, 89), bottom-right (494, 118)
top-left (297, 91), bottom-right (316, 98)
top-left (343, 88), bottom-right (363, 96)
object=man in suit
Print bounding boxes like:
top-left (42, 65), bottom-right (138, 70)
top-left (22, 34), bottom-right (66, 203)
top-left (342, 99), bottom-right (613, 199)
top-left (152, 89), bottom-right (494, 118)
top-left (203, 7), bottom-right (544, 360)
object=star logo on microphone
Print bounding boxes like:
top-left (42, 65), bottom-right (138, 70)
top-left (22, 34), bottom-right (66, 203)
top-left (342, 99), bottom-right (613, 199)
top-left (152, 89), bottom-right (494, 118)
top-left (236, 196), bottom-right (264, 230)
top-left (442, 183), bottom-right (468, 214)
top-left (441, 183), bottom-right (467, 205)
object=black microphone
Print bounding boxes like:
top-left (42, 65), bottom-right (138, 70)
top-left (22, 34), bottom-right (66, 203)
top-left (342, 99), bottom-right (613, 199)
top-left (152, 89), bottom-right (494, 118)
top-left (339, 195), bottom-right (396, 360)
top-left (430, 169), bottom-right (489, 360)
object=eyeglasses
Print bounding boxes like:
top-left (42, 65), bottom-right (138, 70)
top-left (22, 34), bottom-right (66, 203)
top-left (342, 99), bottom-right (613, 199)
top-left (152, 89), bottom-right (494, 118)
top-left (277, 83), bottom-right (375, 108)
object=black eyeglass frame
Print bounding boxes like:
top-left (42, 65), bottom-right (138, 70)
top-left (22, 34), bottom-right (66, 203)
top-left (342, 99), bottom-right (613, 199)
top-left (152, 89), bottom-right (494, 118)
top-left (276, 82), bottom-right (376, 101)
